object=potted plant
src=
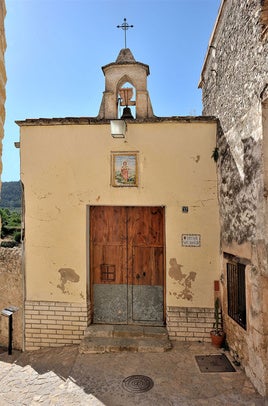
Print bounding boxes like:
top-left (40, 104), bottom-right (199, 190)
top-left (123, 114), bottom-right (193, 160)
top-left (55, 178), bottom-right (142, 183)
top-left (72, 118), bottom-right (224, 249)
top-left (210, 297), bottom-right (225, 348)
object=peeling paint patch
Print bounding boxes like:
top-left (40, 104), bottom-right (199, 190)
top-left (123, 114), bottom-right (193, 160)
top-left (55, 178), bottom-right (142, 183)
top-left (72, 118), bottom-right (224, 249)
top-left (57, 268), bottom-right (80, 293)
top-left (191, 155), bottom-right (200, 163)
top-left (169, 258), bottom-right (186, 281)
top-left (169, 258), bottom-right (196, 301)
top-left (80, 291), bottom-right (85, 299)
top-left (36, 192), bottom-right (52, 200)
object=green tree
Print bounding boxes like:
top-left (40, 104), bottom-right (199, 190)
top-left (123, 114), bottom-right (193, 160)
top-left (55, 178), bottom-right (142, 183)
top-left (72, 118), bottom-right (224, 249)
top-left (0, 181), bottom-right (22, 209)
top-left (0, 208), bottom-right (21, 240)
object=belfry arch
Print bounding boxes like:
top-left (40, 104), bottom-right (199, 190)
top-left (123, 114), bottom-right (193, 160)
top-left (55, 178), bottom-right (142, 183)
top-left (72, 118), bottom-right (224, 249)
top-left (98, 48), bottom-right (154, 120)
top-left (117, 74), bottom-right (136, 92)
top-left (117, 79), bottom-right (136, 119)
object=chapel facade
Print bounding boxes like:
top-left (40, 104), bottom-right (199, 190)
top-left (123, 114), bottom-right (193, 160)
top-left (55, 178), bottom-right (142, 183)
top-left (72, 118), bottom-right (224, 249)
top-left (17, 47), bottom-right (220, 353)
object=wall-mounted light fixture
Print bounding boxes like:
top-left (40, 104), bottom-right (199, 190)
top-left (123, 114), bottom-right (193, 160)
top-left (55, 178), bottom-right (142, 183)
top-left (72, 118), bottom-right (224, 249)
top-left (110, 120), bottom-right (126, 138)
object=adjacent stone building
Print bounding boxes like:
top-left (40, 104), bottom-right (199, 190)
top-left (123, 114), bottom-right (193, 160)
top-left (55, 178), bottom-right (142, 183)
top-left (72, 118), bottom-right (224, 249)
top-left (199, 0), bottom-right (268, 396)
top-left (17, 48), bottom-right (220, 352)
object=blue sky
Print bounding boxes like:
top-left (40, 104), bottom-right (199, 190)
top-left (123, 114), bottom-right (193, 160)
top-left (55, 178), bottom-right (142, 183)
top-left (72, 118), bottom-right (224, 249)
top-left (3, 0), bottom-right (221, 181)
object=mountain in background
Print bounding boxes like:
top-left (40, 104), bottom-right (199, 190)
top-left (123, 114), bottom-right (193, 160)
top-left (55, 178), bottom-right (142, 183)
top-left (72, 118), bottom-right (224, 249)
top-left (0, 181), bottom-right (21, 209)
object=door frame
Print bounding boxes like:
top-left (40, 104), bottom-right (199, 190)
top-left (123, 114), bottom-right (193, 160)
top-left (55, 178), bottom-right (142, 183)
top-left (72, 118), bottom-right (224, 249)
top-left (88, 205), bottom-right (166, 325)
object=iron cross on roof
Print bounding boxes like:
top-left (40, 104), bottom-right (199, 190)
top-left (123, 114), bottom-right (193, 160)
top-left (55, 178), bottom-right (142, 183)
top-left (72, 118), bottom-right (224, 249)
top-left (117, 18), bottom-right (134, 48)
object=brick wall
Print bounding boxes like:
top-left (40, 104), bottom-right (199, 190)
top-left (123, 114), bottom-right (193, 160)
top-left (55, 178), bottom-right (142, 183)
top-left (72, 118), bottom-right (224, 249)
top-left (166, 306), bottom-right (214, 342)
top-left (25, 301), bottom-right (90, 351)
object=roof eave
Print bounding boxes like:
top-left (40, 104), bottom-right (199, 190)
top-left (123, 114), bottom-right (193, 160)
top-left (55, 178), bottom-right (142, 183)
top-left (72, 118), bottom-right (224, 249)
top-left (198, 0), bottom-right (226, 88)
top-left (101, 61), bottom-right (150, 76)
top-left (15, 115), bottom-right (218, 127)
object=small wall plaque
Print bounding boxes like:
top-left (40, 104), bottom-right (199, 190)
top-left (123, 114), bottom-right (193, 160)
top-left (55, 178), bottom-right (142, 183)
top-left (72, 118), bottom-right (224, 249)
top-left (181, 234), bottom-right (201, 247)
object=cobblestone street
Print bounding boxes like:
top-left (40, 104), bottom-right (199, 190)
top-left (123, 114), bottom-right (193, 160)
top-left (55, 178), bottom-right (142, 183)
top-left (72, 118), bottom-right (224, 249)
top-left (0, 342), bottom-right (266, 405)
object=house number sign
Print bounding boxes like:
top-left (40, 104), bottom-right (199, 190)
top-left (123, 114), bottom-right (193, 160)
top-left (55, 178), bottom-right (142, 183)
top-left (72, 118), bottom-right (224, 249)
top-left (181, 234), bottom-right (201, 247)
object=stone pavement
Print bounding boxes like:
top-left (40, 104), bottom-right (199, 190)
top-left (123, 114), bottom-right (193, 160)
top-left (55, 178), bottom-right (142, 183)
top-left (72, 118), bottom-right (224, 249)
top-left (0, 342), bottom-right (266, 405)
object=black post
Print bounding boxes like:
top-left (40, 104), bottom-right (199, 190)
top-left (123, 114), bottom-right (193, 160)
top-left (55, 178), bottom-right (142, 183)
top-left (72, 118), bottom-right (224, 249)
top-left (8, 314), bottom-right (12, 355)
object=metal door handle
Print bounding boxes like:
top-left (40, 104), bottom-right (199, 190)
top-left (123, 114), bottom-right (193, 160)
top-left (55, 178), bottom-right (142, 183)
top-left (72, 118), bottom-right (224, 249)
top-left (143, 272), bottom-right (146, 277)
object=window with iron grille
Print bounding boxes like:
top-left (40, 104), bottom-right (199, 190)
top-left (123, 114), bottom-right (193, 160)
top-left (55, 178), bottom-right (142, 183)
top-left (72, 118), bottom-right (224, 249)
top-left (227, 262), bottom-right (247, 330)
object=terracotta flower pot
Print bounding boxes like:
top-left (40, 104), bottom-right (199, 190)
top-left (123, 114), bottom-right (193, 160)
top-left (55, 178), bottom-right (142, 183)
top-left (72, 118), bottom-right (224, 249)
top-left (210, 331), bottom-right (225, 348)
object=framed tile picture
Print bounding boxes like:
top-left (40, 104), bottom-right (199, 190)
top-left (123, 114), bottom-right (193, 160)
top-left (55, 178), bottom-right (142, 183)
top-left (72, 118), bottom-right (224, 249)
top-left (111, 152), bottom-right (138, 187)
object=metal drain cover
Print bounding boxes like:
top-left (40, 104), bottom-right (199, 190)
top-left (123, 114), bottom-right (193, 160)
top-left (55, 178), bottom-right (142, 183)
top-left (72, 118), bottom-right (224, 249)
top-left (122, 375), bottom-right (154, 393)
top-left (195, 354), bottom-right (236, 373)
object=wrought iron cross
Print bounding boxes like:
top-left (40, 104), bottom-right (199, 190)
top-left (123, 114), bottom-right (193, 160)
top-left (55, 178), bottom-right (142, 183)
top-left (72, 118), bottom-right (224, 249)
top-left (117, 18), bottom-right (134, 48)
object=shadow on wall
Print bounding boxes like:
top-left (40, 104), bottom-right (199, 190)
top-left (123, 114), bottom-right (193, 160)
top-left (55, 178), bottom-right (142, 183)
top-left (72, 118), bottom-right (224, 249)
top-left (0, 247), bottom-right (23, 350)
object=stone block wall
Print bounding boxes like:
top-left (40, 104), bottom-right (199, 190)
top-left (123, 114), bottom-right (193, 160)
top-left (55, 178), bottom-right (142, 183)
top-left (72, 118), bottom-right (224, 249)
top-left (220, 248), bottom-right (268, 396)
top-left (201, 1), bottom-right (267, 132)
top-left (166, 306), bottom-right (214, 342)
top-left (24, 300), bottom-right (90, 351)
top-left (0, 247), bottom-right (23, 350)
top-left (201, 0), bottom-right (267, 245)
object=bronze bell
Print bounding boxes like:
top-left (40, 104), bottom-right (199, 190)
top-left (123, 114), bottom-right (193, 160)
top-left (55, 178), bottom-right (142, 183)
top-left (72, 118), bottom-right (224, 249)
top-left (121, 106), bottom-right (134, 120)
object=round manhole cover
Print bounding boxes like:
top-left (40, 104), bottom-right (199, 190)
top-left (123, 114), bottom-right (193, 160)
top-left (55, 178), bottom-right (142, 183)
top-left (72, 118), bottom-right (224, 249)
top-left (122, 375), bottom-right (154, 393)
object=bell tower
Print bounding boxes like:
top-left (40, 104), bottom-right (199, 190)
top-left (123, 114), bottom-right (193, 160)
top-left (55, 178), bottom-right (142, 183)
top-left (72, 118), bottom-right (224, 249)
top-left (98, 48), bottom-right (154, 120)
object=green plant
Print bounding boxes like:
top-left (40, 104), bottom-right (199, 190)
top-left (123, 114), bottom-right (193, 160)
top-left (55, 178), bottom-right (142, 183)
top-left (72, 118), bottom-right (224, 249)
top-left (212, 297), bottom-right (223, 335)
top-left (211, 147), bottom-right (219, 162)
top-left (14, 231), bottom-right (21, 243)
top-left (0, 240), bottom-right (19, 248)
top-left (0, 208), bottom-right (21, 239)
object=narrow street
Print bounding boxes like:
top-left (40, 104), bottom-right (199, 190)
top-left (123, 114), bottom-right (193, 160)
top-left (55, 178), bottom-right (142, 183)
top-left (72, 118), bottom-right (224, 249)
top-left (0, 342), bottom-right (265, 405)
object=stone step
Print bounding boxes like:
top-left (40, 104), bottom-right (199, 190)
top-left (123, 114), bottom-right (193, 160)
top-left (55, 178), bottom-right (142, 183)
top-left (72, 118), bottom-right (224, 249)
top-left (84, 324), bottom-right (169, 339)
top-left (79, 325), bottom-right (172, 354)
top-left (79, 336), bottom-right (172, 354)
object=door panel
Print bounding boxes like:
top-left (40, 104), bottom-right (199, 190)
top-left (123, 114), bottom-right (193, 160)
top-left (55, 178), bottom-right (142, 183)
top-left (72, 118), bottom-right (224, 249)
top-left (92, 245), bottom-right (126, 285)
top-left (128, 207), bottom-right (164, 246)
top-left (93, 284), bottom-right (128, 323)
top-left (90, 206), bottom-right (165, 324)
top-left (91, 206), bottom-right (128, 323)
top-left (132, 247), bottom-right (164, 286)
top-left (132, 285), bottom-right (164, 322)
top-left (132, 247), bottom-right (164, 322)
top-left (129, 207), bottom-right (164, 322)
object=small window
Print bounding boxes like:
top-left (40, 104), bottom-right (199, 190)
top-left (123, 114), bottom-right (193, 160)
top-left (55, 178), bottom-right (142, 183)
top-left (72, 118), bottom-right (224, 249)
top-left (100, 264), bottom-right (116, 282)
top-left (227, 262), bottom-right (247, 329)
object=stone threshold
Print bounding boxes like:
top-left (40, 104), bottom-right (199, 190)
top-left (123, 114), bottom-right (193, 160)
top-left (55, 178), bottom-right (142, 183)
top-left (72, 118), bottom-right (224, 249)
top-left (79, 324), bottom-right (172, 354)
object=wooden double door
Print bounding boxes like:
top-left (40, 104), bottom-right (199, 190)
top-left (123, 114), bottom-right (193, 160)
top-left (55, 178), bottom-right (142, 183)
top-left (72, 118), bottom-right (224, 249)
top-left (90, 206), bottom-right (165, 325)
